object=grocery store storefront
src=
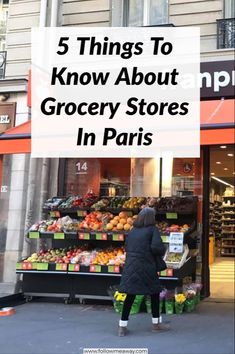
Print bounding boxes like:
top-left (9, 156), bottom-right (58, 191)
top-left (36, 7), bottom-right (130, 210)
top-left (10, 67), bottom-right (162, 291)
top-left (200, 60), bottom-right (235, 299)
top-left (0, 61), bottom-right (234, 301)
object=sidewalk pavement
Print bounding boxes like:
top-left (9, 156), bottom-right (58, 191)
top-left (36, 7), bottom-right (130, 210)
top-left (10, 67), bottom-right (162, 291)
top-left (0, 300), bottom-right (234, 354)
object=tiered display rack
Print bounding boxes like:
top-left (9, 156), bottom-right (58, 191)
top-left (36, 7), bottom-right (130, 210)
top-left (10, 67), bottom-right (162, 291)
top-left (16, 196), bottom-right (198, 303)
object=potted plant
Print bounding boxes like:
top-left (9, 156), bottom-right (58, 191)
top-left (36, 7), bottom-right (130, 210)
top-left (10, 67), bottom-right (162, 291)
top-left (184, 289), bottom-right (196, 312)
top-left (175, 293), bottom-right (186, 314)
top-left (165, 290), bottom-right (175, 315)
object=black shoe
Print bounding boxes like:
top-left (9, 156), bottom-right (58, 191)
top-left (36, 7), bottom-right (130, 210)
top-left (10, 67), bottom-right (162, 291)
top-left (118, 326), bottom-right (128, 336)
top-left (152, 323), bottom-right (170, 332)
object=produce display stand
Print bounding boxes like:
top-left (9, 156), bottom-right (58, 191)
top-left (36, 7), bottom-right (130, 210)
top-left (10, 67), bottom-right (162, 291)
top-left (16, 196), bottom-right (198, 303)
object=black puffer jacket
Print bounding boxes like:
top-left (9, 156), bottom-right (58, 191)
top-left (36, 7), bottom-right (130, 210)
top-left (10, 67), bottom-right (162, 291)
top-left (119, 225), bottom-right (165, 295)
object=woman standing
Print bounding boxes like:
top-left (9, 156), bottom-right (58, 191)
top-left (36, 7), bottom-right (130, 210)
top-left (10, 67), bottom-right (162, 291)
top-left (118, 207), bottom-right (169, 336)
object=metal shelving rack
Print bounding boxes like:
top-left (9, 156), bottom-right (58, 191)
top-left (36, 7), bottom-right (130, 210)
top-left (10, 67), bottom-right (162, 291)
top-left (16, 196), bottom-right (198, 303)
top-left (221, 195), bottom-right (235, 257)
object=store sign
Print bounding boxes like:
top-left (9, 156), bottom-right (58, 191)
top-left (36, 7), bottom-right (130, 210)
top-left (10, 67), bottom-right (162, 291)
top-left (200, 61), bottom-right (234, 99)
top-left (169, 232), bottom-right (184, 253)
top-left (0, 115), bottom-right (10, 123)
top-left (0, 103), bottom-right (16, 134)
top-left (1, 185), bottom-right (8, 193)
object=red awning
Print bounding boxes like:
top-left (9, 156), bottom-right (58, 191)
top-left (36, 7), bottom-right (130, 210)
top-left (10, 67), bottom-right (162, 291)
top-left (200, 99), bottom-right (235, 145)
top-left (0, 120), bottom-right (31, 154)
top-left (200, 99), bottom-right (234, 128)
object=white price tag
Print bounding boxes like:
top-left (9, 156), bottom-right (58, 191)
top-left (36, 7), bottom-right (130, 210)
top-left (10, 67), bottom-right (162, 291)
top-left (169, 232), bottom-right (184, 253)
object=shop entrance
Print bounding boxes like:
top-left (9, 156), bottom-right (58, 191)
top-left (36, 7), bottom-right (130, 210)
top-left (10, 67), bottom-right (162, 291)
top-left (209, 145), bottom-right (234, 299)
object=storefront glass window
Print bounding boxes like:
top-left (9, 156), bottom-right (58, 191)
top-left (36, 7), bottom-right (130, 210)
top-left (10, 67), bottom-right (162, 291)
top-left (171, 158), bottom-right (202, 198)
top-left (171, 155), bottom-right (204, 283)
top-left (64, 158), bottom-right (131, 197)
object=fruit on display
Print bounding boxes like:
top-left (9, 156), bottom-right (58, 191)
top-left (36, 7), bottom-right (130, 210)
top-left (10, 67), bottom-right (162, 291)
top-left (156, 222), bottom-right (190, 235)
top-left (122, 197), bottom-right (146, 209)
top-left (165, 253), bottom-right (182, 263)
top-left (109, 197), bottom-right (129, 208)
top-left (59, 191), bottom-right (98, 209)
top-left (91, 247), bottom-right (125, 266)
top-left (25, 246), bottom-right (86, 264)
top-left (23, 246), bottom-right (125, 266)
top-left (105, 212), bottom-right (138, 232)
top-left (79, 211), bottom-right (113, 231)
top-left (91, 198), bottom-right (110, 210)
top-left (156, 197), bottom-right (195, 212)
top-left (43, 197), bottom-right (65, 210)
top-left (29, 216), bottom-right (80, 233)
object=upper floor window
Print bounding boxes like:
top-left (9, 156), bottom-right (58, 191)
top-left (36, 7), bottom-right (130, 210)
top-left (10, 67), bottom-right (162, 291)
top-left (224, 0), bottom-right (235, 18)
top-left (128, 0), bottom-right (168, 26)
top-left (217, 1), bottom-right (235, 49)
top-left (111, 0), bottom-right (168, 27)
top-left (0, 0), bottom-right (9, 51)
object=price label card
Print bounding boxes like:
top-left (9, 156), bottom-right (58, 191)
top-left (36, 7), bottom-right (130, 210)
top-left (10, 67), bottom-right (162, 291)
top-left (22, 263), bottom-right (28, 270)
top-left (79, 233), bottom-right (90, 240)
top-left (113, 234), bottom-right (124, 241)
top-left (56, 263), bottom-right (67, 271)
top-left (16, 262), bottom-right (23, 270)
top-left (114, 265), bottom-right (120, 273)
top-left (54, 232), bottom-right (65, 240)
top-left (108, 265), bottom-right (120, 273)
top-left (29, 232), bottom-right (40, 239)
top-left (169, 232), bottom-right (184, 253)
top-left (37, 263), bottom-right (49, 270)
top-left (89, 265), bottom-right (101, 273)
top-left (96, 233), bottom-right (107, 240)
top-left (166, 268), bottom-right (173, 277)
top-left (50, 211), bottom-right (61, 218)
top-left (166, 213), bottom-right (178, 219)
top-left (77, 210), bottom-right (87, 217)
top-left (68, 264), bottom-right (80, 271)
top-left (27, 263), bottom-right (33, 270)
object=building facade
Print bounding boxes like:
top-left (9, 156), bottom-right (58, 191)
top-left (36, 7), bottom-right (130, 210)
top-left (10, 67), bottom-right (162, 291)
top-left (0, 0), bottom-right (234, 296)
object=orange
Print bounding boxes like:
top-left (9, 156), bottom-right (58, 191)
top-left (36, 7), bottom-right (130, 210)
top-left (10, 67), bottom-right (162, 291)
top-left (106, 223), bottom-right (113, 230)
top-left (119, 218), bottom-right (127, 225)
top-left (127, 217), bottom-right (133, 225)
top-left (117, 223), bottom-right (124, 230)
top-left (119, 211), bottom-right (127, 218)
top-left (124, 223), bottom-right (131, 231)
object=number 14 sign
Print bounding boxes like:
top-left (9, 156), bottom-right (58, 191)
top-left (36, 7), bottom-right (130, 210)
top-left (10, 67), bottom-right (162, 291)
top-left (76, 161), bottom-right (88, 175)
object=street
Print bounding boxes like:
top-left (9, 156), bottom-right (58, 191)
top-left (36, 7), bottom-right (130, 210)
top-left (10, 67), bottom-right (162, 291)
top-left (0, 300), bottom-right (234, 354)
